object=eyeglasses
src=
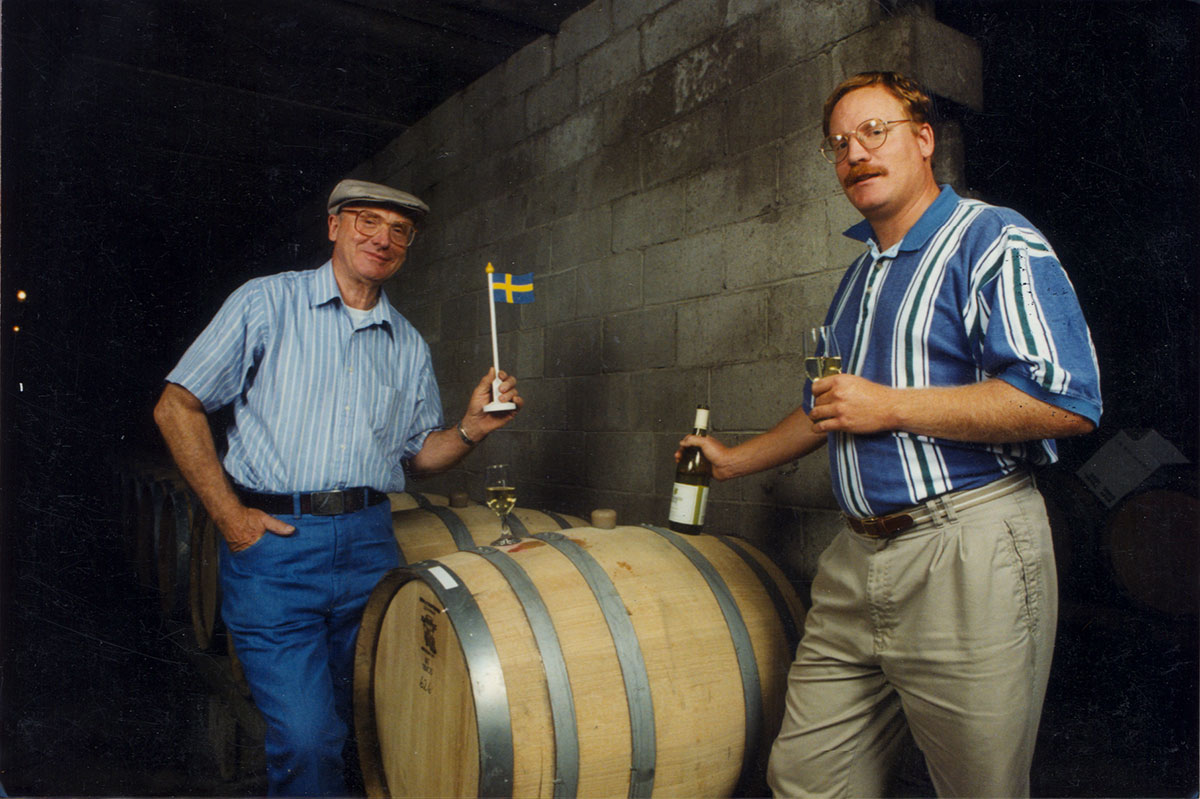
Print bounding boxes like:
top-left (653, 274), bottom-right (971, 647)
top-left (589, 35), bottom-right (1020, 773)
top-left (819, 118), bottom-right (914, 164)
top-left (345, 209), bottom-right (418, 246)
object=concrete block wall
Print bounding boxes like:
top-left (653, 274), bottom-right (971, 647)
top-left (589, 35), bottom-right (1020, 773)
top-left (342, 0), bottom-right (982, 589)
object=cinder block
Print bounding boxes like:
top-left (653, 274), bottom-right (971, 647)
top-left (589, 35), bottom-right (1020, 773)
top-left (612, 0), bottom-right (674, 32)
top-left (504, 35), bottom-right (553, 98)
top-left (577, 143), bottom-right (642, 209)
top-left (779, 126), bottom-right (842, 207)
top-left (601, 73), bottom-right (667, 147)
top-left (515, 327), bottom-right (546, 380)
top-left (824, 193), bottom-right (868, 265)
top-left (642, 0), bottom-right (724, 71)
top-left (489, 227), bottom-right (553, 274)
top-left (727, 62), bottom-right (829, 155)
top-left (831, 15), bottom-right (982, 111)
top-left (479, 192), bottom-right (528, 244)
top-left (641, 102), bottom-right (726, 187)
top-left (642, 228), bottom-right (726, 305)
top-left (585, 432), bottom-right (657, 492)
top-left (527, 66), bottom-right (579, 134)
top-left (577, 250), bottom-right (643, 316)
top-left (397, 298), bottom-right (441, 345)
top-left (463, 65), bottom-right (506, 116)
top-left (759, 0), bottom-right (880, 73)
top-left (440, 292), bottom-right (484, 342)
top-left (518, 377), bottom-right (585, 432)
top-left (683, 144), bottom-right (779, 232)
top-left (579, 27), bottom-right (642, 106)
top-left (612, 182), bottom-right (685, 252)
top-left (481, 95), bottom-right (528, 154)
top-left (602, 306), bottom-right (675, 372)
top-left (710, 355), bottom-right (807, 430)
top-left (723, 203), bottom-right (824, 291)
top-left (551, 204), bottom-right (612, 267)
top-left (539, 268), bottom-right (578, 325)
top-left (555, 0), bottom-right (612, 67)
top-left (725, 0), bottom-right (777, 26)
top-left (543, 105), bottom-right (603, 168)
top-left (573, 372), bottom-right (635, 431)
top-left (931, 119), bottom-right (966, 192)
top-left (668, 27), bottom-right (758, 118)
top-left (525, 164), bottom-right (581, 228)
top-left (545, 318), bottom-right (604, 377)
top-left (765, 269), bottom-right (846, 357)
top-left (628, 367), bottom-right (710, 430)
top-left (676, 289), bottom-right (769, 367)
top-left (523, 430), bottom-right (587, 485)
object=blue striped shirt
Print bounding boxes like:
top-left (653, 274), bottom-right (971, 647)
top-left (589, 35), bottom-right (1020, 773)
top-left (166, 261), bottom-right (444, 493)
top-left (807, 186), bottom-right (1102, 517)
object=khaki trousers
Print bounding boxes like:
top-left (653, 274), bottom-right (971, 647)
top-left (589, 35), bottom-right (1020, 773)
top-left (767, 480), bottom-right (1056, 798)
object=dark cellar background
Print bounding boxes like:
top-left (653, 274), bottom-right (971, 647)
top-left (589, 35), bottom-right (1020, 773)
top-left (2, 1), bottom-right (1198, 795)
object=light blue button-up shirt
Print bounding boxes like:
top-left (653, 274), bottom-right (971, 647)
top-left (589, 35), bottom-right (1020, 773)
top-left (166, 261), bottom-right (443, 493)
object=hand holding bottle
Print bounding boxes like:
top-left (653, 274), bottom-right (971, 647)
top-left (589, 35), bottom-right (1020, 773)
top-left (669, 406), bottom-right (713, 534)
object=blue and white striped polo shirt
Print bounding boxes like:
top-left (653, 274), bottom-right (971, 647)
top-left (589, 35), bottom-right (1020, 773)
top-left (166, 261), bottom-right (444, 494)
top-left (809, 186), bottom-right (1102, 518)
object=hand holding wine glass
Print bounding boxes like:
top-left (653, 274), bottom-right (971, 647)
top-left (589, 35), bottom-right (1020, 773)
top-left (485, 463), bottom-right (519, 546)
top-left (803, 326), bottom-right (842, 382)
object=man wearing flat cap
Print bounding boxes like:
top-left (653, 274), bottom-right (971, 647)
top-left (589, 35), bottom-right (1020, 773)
top-left (154, 178), bottom-right (521, 796)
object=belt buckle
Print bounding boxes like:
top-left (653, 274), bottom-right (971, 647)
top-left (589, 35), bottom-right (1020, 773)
top-left (310, 490), bottom-right (345, 516)
top-left (856, 513), bottom-right (914, 539)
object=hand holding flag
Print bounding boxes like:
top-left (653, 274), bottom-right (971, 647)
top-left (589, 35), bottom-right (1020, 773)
top-left (484, 263), bottom-right (534, 411)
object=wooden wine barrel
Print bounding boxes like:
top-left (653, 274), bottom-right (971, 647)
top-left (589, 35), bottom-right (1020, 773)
top-left (388, 490), bottom-right (465, 512)
top-left (355, 524), bottom-right (805, 798)
top-left (156, 479), bottom-right (200, 621)
top-left (190, 512), bottom-right (223, 650)
top-left (390, 502), bottom-right (585, 565)
top-left (134, 467), bottom-right (177, 590)
top-left (1103, 488), bottom-right (1199, 616)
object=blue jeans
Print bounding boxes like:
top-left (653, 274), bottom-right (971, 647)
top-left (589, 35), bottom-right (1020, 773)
top-left (219, 500), bottom-right (399, 796)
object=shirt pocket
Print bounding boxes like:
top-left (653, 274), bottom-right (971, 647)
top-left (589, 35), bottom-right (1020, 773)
top-left (368, 383), bottom-right (411, 455)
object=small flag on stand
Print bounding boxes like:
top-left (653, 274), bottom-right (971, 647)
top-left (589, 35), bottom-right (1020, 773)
top-left (482, 263), bottom-right (533, 412)
top-left (491, 271), bottom-right (535, 304)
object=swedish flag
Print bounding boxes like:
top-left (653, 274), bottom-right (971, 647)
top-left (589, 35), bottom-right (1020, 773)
top-left (491, 271), bottom-right (535, 304)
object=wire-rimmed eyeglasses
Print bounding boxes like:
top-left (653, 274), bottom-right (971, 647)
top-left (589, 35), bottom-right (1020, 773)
top-left (819, 118), bottom-right (914, 164)
top-left (344, 209), bottom-right (418, 246)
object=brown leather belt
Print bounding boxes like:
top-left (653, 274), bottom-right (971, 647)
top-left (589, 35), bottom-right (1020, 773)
top-left (845, 472), bottom-right (1032, 539)
top-left (236, 486), bottom-right (389, 517)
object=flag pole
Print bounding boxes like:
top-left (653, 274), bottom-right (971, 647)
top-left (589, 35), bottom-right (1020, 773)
top-left (484, 263), bottom-right (516, 412)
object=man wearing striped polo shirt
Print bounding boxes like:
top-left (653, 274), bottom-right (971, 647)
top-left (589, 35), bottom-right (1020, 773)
top-left (678, 72), bottom-right (1101, 796)
top-left (154, 179), bottom-right (521, 796)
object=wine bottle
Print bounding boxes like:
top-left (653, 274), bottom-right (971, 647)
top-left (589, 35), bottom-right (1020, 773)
top-left (668, 406), bottom-right (711, 534)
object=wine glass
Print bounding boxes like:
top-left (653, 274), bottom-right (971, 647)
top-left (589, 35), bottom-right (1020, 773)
top-left (803, 326), bottom-right (842, 382)
top-left (485, 464), bottom-right (519, 546)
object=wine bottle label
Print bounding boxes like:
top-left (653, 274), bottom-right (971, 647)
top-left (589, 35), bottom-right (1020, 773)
top-left (668, 482), bottom-right (709, 526)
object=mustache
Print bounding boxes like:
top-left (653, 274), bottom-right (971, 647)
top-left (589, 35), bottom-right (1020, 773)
top-left (845, 165), bottom-right (886, 186)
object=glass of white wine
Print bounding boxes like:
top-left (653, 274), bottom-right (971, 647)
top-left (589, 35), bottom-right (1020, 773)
top-left (485, 463), bottom-right (519, 546)
top-left (803, 325), bottom-right (842, 381)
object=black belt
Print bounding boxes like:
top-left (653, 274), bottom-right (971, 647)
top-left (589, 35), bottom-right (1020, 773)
top-left (236, 486), bottom-right (389, 516)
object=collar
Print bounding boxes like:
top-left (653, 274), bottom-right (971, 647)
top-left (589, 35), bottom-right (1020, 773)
top-left (843, 184), bottom-right (960, 253)
top-left (309, 261), bottom-right (395, 335)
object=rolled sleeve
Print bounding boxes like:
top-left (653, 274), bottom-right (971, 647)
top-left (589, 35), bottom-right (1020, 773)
top-left (165, 280), bottom-right (267, 413)
top-left (980, 237), bottom-right (1102, 426)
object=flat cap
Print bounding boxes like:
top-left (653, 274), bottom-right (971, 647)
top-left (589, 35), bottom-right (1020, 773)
top-left (327, 179), bottom-right (430, 219)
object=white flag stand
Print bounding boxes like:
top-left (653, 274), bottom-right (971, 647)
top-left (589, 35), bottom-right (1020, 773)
top-left (484, 263), bottom-right (517, 412)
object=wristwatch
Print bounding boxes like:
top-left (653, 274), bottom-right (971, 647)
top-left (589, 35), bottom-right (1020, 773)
top-left (456, 423), bottom-right (478, 446)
